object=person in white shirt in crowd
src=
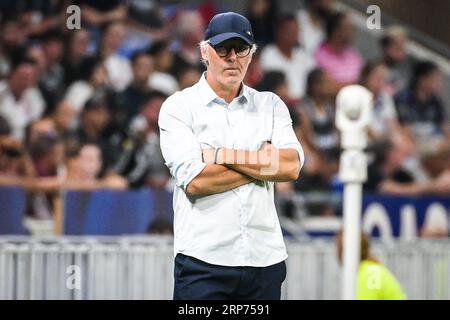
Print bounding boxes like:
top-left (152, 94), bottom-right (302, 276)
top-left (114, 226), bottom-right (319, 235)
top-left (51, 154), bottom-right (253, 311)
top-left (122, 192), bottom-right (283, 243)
top-left (64, 59), bottom-right (110, 113)
top-left (297, 0), bottom-right (335, 55)
top-left (0, 58), bottom-right (45, 141)
top-left (98, 21), bottom-right (133, 91)
top-left (159, 12), bottom-right (304, 300)
top-left (146, 40), bottom-right (179, 95)
top-left (260, 14), bottom-right (316, 103)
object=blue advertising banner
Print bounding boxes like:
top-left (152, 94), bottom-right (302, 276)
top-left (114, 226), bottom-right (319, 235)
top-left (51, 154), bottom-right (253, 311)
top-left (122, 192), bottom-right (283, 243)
top-left (63, 189), bottom-right (157, 235)
top-left (302, 195), bottom-right (450, 240)
top-left (362, 195), bottom-right (450, 241)
top-left (0, 186), bottom-right (28, 235)
top-left (0, 186), bottom-right (448, 238)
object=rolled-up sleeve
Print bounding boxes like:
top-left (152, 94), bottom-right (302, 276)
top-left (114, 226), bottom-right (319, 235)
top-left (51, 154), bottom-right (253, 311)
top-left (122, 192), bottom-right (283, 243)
top-left (158, 93), bottom-right (207, 191)
top-left (271, 94), bottom-right (305, 169)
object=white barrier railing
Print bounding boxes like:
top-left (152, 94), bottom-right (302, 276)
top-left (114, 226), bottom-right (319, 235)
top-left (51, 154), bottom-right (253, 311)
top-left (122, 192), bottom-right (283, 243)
top-left (1, 236), bottom-right (449, 300)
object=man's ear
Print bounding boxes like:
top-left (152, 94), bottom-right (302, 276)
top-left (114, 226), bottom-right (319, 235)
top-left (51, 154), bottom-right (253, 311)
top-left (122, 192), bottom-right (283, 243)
top-left (200, 45), bottom-right (209, 66)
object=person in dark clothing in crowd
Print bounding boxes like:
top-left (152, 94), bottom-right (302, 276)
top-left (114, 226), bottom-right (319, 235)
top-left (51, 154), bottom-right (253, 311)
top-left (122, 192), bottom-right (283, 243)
top-left (113, 50), bottom-right (155, 129)
top-left (67, 92), bottom-right (125, 173)
top-left (245, 0), bottom-right (279, 46)
top-left (62, 29), bottom-right (96, 87)
top-left (37, 30), bottom-right (66, 115)
top-left (380, 26), bottom-right (418, 96)
top-left (395, 61), bottom-right (450, 150)
top-left (113, 91), bottom-right (170, 189)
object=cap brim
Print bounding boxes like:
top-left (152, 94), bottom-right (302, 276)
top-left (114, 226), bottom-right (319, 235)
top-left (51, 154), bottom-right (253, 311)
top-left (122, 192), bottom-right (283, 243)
top-left (208, 32), bottom-right (252, 46)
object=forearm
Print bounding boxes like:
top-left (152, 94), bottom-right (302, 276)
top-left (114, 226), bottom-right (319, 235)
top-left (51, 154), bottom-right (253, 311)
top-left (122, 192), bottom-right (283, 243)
top-left (186, 164), bottom-right (254, 197)
top-left (218, 148), bottom-right (300, 182)
top-left (379, 180), bottom-right (428, 196)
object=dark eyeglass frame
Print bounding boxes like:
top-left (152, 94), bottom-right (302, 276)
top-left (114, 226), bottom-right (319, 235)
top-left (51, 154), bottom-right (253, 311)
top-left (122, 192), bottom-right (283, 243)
top-left (209, 42), bottom-right (252, 58)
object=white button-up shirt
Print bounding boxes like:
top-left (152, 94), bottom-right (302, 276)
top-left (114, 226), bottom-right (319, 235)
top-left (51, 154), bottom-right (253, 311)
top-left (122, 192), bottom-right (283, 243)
top-left (0, 81), bottom-right (45, 140)
top-left (158, 73), bottom-right (304, 267)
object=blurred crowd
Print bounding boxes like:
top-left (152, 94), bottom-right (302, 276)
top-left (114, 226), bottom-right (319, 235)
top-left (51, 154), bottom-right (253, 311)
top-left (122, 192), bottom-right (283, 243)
top-left (0, 0), bottom-right (449, 225)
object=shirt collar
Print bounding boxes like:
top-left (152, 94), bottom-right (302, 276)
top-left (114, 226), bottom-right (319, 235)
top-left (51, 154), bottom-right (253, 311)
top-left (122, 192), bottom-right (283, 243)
top-left (198, 72), bottom-right (250, 106)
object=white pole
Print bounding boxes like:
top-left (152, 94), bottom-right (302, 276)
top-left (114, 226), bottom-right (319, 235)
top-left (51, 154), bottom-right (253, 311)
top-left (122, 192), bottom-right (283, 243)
top-left (335, 85), bottom-right (373, 300)
top-left (342, 182), bottom-right (362, 300)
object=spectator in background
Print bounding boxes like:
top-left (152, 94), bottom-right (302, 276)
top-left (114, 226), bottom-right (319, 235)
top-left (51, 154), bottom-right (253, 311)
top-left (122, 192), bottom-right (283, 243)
top-left (15, 0), bottom-right (65, 39)
top-left (29, 133), bottom-right (64, 179)
top-left (0, 19), bottom-right (28, 78)
top-left (359, 61), bottom-right (411, 144)
top-left (297, 0), bottom-right (335, 55)
top-left (243, 53), bottom-right (264, 88)
top-left (114, 91), bottom-right (170, 189)
top-left (395, 61), bottom-right (450, 151)
top-left (260, 14), bottom-right (316, 102)
top-left (64, 59), bottom-right (111, 113)
top-left (296, 68), bottom-right (338, 155)
top-left (380, 26), bottom-right (418, 96)
top-left (0, 136), bottom-right (34, 183)
top-left (336, 230), bottom-right (407, 300)
top-left (114, 51), bottom-right (155, 129)
top-left (125, 0), bottom-right (170, 48)
top-left (127, 0), bottom-right (167, 32)
top-left (290, 69), bottom-right (339, 216)
top-left (62, 29), bottom-right (95, 87)
top-left (177, 65), bottom-right (201, 91)
top-left (64, 142), bottom-right (127, 190)
top-left (196, 0), bottom-right (219, 26)
top-left (25, 117), bottom-right (58, 146)
top-left (38, 30), bottom-right (66, 114)
top-left (170, 10), bottom-right (206, 81)
top-left (75, 0), bottom-right (126, 27)
top-left (147, 40), bottom-right (178, 95)
top-left (0, 58), bottom-right (45, 140)
top-left (13, 142), bottom-right (128, 203)
top-left (364, 138), bottom-right (450, 195)
top-left (245, 0), bottom-right (279, 46)
top-left (51, 100), bottom-right (78, 140)
top-left (27, 131), bottom-right (65, 220)
top-left (315, 11), bottom-right (363, 92)
top-left (68, 93), bottom-right (123, 173)
top-left (98, 21), bottom-right (133, 91)
top-left (256, 71), bottom-right (291, 107)
top-left (26, 45), bottom-right (47, 79)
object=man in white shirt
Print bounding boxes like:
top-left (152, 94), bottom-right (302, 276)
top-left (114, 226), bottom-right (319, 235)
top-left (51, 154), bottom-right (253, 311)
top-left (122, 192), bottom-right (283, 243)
top-left (159, 12), bottom-right (304, 300)
top-left (0, 58), bottom-right (45, 141)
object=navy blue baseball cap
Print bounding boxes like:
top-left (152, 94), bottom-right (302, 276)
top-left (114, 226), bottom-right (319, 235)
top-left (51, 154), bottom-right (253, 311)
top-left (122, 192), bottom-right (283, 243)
top-left (204, 12), bottom-right (254, 46)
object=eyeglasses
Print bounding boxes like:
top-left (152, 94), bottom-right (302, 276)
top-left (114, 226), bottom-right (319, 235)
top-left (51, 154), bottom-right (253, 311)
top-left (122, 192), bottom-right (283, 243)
top-left (209, 42), bottom-right (251, 58)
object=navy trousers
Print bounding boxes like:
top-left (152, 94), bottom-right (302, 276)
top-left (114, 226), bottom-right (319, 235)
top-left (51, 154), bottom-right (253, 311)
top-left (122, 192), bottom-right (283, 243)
top-left (173, 254), bottom-right (286, 300)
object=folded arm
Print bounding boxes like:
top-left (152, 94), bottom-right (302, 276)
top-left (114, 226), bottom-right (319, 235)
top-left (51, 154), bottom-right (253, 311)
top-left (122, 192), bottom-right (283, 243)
top-left (204, 143), bottom-right (300, 182)
top-left (186, 164), bottom-right (254, 196)
top-left (159, 94), bottom-right (254, 198)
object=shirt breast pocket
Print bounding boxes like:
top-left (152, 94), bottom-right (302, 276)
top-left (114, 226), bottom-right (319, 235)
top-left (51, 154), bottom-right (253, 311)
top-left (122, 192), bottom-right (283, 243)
top-left (192, 121), bottom-right (223, 149)
top-left (241, 109), bottom-right (273, 150)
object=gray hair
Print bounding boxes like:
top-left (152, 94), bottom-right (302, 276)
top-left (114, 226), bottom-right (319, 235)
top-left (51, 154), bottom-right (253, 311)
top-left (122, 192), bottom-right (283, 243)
top-left (198, 40), bottom-right (258, 68)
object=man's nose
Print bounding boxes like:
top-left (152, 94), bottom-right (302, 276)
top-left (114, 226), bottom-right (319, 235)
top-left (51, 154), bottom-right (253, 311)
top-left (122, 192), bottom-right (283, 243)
top-left (226, 48), bottom-right (238, 60)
